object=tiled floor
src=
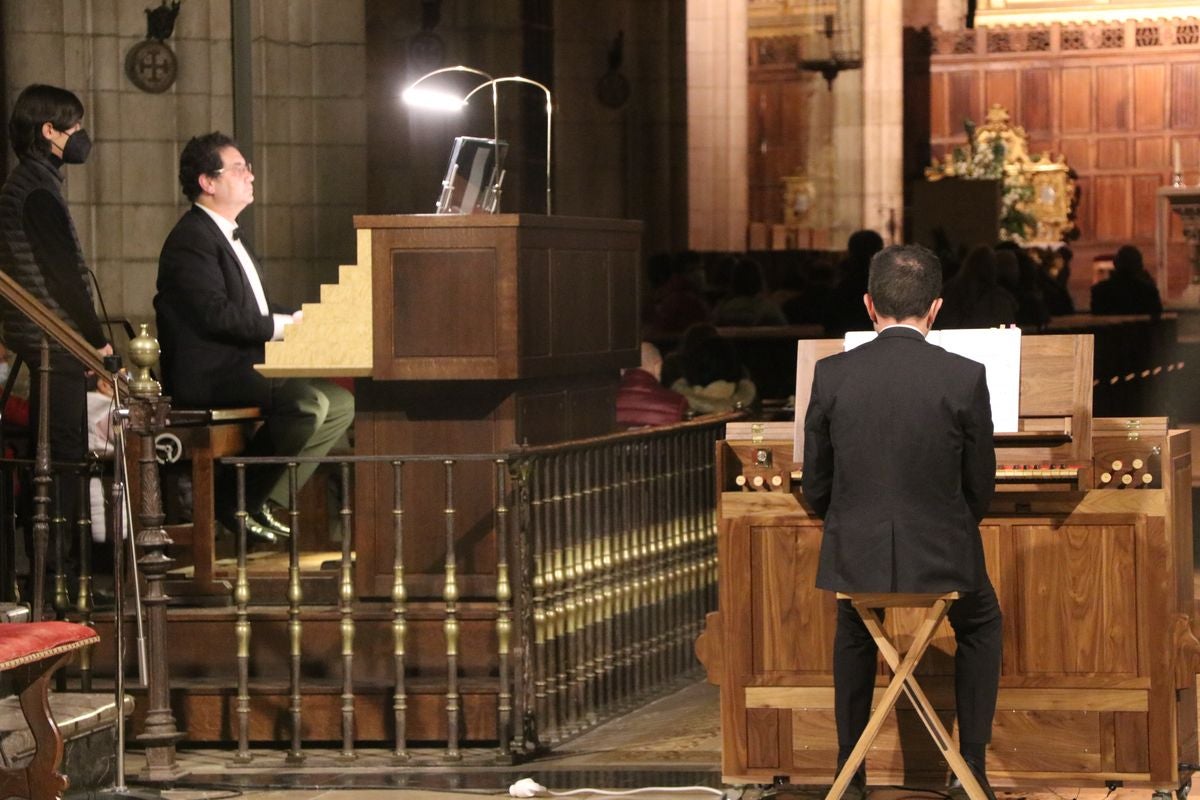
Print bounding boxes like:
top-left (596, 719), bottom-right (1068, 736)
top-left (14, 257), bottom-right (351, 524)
top-left (110, 681), bottom-right (1190, 800)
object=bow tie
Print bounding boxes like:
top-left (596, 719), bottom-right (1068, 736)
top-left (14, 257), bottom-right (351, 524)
top-left (232, 227), bottom-right (242, 241)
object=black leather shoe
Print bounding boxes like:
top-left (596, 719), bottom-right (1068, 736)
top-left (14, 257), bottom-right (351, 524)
top-left (217, 507), bottom-right (281, 547)
top-left (947, 765), bottom-right (997, 800)
top-left (256, 502), bottom-right (292, 535)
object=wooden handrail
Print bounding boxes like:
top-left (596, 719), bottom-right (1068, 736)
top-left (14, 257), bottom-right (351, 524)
top-left (0, 268), bottom-right (117, 379)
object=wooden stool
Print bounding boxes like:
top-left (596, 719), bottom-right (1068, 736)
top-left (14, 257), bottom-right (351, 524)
top-left (825, 592), bottom-right (989, 800)
top-left (0, 621), bottom-right (99, 800)
top-left (126, 407), bottom-right (260, 600)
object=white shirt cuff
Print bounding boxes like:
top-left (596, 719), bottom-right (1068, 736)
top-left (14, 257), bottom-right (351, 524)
top-left (271, 313), bottom-right (292, 341)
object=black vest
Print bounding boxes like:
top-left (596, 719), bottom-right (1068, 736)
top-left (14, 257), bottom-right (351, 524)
top-left (0, 156), bottom-right (93, 361)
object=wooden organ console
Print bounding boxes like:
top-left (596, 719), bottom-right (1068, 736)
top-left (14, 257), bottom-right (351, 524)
top-left (696, 335), bottom-right (1200, 794)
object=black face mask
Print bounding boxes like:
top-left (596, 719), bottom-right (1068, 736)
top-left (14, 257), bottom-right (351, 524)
top-left (60, 128), bottom-right (92, 165)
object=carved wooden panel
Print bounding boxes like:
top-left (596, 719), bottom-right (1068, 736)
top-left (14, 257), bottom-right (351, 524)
top-left (1012, 523), bottom-right (1138, 675)
top-left (927, 18), bottom-right (1200, 296)
top-left (752, 524), bottom-right (835, 673)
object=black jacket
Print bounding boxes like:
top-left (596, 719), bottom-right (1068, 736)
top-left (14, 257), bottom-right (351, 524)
top-left (155, 206), bottom-right (291, 408)
top-left (801, 327), bottom-right (996, 593)
top-left (0, 155), bottom-right (106, 361)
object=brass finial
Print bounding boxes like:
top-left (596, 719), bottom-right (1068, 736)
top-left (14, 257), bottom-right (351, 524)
top-left (128, 323), bottom-right (161, 397)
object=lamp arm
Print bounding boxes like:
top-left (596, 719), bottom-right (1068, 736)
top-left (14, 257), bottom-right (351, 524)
top-left (464, 76), bottom-right (553, 215)
top-left (407, 64), bottom-right (495, 90)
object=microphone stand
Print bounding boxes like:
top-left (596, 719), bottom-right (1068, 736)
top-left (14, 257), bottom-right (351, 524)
top-left (102, 354), bottom-right (152, 796)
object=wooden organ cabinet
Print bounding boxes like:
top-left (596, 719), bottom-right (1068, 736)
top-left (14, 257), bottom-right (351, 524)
top-left (695, 335), bottom-right (1200, 794)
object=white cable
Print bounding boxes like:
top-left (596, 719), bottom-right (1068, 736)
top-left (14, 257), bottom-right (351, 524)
top-left (509, 779), bottom-right (725, 798)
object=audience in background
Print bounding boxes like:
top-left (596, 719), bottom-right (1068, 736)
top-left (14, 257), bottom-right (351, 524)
top-left (823, 229), bottom-right (883, 336)
top-left (711, 257), bottom-right (787, 326)
top-left (1091, 244), bottom-right (1162, 317)
top-left (937, 245), bottom-right (1018, 329)
top-left (642, 251), bottom-right (709, 334)
top-left (996, 241), bottom-right (1050, 329)
top-left (782, 255), bottom-right (834, 325)
top-left (1038, 246), bottom-right (1075, 316)
top-left (615, 342), bottom-right (688, 429)
top-left (666, 324), bottom-right (757, 415)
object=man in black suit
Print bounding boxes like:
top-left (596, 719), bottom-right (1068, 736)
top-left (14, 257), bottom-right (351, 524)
top-left (802, 244), bottom-right (1002, 800)
top-left (155, 132), bottom-right (354, 543)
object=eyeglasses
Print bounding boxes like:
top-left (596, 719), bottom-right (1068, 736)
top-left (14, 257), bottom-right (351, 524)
top-left (213, 161), bottom-right (253, 177)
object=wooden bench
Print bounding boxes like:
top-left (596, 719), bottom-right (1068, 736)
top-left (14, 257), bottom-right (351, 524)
top-left (0, 621), bottom-right (99, 800)
top-left (127, 407), bottom-right (261, 601)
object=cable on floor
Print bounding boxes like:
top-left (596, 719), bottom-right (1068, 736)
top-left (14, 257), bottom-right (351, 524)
top-left (509, 779), bottom-right (727, 798)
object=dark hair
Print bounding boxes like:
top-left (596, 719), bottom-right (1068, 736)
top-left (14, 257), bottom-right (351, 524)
top-left (1114, 244), bottom-right (1143, 277)
top-left (178, 131), bottom-right (238, 201)
top-left (9, 84), bottom-right (84, 159)
top-left (683, 335), bottom-right (742, 386)
top-left (867, 244), bottom-right (943, 320)
top-left (730, 258), bottom-right (764, 297)
top-left (846, 229), bottom-right (884, 263)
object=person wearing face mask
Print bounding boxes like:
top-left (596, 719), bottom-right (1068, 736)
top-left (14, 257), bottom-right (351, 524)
top-left (0, 84), bottom-right (112, 584)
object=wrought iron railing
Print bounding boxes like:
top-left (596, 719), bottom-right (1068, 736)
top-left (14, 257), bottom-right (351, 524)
top-left (2, 412), bottom-right (731, 766)
top-left (207, 413), bottom-right (730, 762)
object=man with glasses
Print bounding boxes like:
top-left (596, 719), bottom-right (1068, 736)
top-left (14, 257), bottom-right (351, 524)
top-left (154, 132), bottom-right (354, 543)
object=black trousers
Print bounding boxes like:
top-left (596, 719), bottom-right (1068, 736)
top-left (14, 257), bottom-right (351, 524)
top-left (834, 577), bottom-right (1003, 756)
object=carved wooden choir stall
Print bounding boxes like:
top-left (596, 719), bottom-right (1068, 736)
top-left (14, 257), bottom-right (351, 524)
top-left (696, 334), bottom-right (1199, 794)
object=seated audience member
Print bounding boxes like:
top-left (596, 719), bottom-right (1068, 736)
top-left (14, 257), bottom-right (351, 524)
top-left (1038, 246), bottom-right (1075, 316)
top-left (1091, 244), bottom-right (1162, 317)
top-left (823, 230), bottom-right (883, 335)
top-left (642, 251), bottom-right (709, 334)
top-left (615, 343), bottom-right (688, 428)
top-left (712, 257), bottom-right (787, 326)
top-left (995, 242), bottom-right (1049, 329)
top-left (782, 256), bottom-right (834, 325)
top-left (937, 245), bottom-right (1018, 329)
top-left (667, 328), bottom-right (757, 415)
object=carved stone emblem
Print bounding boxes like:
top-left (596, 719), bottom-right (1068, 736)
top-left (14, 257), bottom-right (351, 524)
top-left (125, 1), bottom-right (181, 94)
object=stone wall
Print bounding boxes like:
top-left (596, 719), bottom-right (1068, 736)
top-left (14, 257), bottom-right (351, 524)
top-left (2, 0), bottom-right (366, 335)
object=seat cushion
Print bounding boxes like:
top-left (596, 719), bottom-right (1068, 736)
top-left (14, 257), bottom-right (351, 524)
top-left (0, 622), bottom-right (99, 671)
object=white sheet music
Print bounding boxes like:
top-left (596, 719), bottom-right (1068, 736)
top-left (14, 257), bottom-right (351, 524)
top-left (842, 327), bottom-right (1022, 432)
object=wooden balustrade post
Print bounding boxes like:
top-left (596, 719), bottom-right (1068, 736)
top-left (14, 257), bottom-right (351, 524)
top-left (126, 324), bottom-right (185, 779)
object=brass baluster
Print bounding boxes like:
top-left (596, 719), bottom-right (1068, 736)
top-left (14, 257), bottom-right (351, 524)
top-left (338, 461), bottom-right (356, 762)
top-left (600, 444), bottom-right (616, 711)
top-left (569, 450), bottom-right (586, 731)
top-left (442, 460), bottom-right (462, 761)
top-left (529, 457), bottom-right (549, 744)
top-left (561, 452), bottom-right (579, 734)
top-left (495, 459), bottom-right (513, 757)
top-left (285, 464), bottom-right (304, 764)
top-left (632, 441), bottom-right (647, 699)
top-left (233, 464), bottom-right (253, 763)
top-left (624, 442), bottom-right (639, 705)
top-left (51, 475), bottom-right (69, 620)
top-left (30, 339), bottom-right (50, 621)
top-left (585, 447), bottom-right (601, 723)
top-left (76, 468), bottom-right (93, 691)
top-left (672, 432), bottom-right (686, 678)
top-left (653, 438), bottom-right (667, 688)
top-left (391, 461), bottom-right (408, 763)
top-left (551, 453), bottom-right (568, 739)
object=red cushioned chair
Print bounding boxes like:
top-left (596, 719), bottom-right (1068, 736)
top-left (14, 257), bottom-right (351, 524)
top-left (0, 622), bottom-right (99, 800)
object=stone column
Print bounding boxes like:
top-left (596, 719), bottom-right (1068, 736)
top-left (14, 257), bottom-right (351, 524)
top-left (686, 0), bottom-right (748, 250)
top-left (861, 0), bottom-right (904, 243)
